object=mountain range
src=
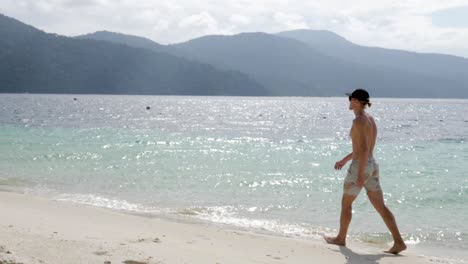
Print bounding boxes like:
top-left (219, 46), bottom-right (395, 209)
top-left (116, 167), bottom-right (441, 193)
top-left (0, 14), bottom-right (265, 96)
top-left (2, 13), bottom-right (468, 98)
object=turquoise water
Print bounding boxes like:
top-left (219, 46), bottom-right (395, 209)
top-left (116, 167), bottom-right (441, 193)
top-left (1, 94), bottom-right (467, 260)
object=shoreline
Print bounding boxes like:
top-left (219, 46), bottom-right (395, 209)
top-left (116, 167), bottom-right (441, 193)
top-left (0, 191), bottom-right (456, 264)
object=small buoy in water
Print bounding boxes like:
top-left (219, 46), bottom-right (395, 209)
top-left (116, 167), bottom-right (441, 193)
top-left (146, 106), bottom-right (151, 110)
top-left (73, 98), bottom-right (77, 101)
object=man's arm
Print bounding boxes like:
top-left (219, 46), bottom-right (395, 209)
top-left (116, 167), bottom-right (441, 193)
top-left (335, 152), bottom-right (353, 170)
top-left (341, 153), bottom-right (353, 163)
top-left (354, 119), bottom-right (369, 186)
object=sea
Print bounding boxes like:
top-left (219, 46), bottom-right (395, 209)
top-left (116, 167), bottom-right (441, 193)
top-left (0, 94), bottom-right (467, 261)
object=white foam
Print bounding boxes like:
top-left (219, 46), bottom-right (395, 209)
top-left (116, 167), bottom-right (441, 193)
top-left (54, 193), bottom-right (161, 214)
top-left (189, 205), bottom-right (325, 239)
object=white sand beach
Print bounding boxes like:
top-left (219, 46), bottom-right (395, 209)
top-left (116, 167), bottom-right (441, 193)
top-left (0, 191), bottom-right (451, 264)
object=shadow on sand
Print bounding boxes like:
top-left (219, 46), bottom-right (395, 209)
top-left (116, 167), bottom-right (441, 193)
top-left (334, 246), bottom-right (404, 264)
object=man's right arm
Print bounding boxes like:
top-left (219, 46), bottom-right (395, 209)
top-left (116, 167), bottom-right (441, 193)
top-left (335, 152), bottom-right (353, 170)
top-left (342, 152), bottom-right (353, 162)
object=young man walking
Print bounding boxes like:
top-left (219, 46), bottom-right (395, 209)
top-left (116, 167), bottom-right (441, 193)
top-left (324, 89), bottom-right (407, 254)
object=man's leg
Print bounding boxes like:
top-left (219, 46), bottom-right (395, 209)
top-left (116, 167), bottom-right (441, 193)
top-left (324, 193), bottom-right (358, 246)
top-left (367, 191), bottom-right (407, 254)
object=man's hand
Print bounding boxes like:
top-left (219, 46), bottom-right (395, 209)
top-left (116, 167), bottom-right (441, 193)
top-left (334, 159), bottom-right (347, 170)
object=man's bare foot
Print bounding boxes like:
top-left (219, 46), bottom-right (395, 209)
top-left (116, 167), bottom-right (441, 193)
top-left (323, 235), bottom-right (346, 246)
top-left (384, 242), bottom-right (407, 254)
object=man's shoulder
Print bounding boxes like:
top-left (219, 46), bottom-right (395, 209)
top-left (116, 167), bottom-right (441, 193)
top-left (352, 116), bottom-right (368, 125)
top-left (353, 115), bottom-right (374, 130)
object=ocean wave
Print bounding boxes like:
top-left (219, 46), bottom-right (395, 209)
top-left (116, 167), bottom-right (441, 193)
top-left (174, 205), bottom-right (468, 254)
top-left (175, 205), bottom-right (327, 238)
top-left (438, 138), bottom-right (466, 143)
top-left (53, 193), bottom-right (162, 214)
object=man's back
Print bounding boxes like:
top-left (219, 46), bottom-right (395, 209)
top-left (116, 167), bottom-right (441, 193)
top-left (351, 113), bottom-right (377, 160)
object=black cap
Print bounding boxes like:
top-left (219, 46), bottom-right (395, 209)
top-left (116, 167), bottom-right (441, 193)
top-left (346, 89), bottom-right (370, 103)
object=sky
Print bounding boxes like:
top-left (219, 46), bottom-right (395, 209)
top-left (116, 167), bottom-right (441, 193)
top-left (1, 0), bottom-right (468, 58)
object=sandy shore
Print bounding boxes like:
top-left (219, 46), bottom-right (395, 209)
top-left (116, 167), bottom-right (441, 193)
top-left (0, 191), bottom-right (453, 264)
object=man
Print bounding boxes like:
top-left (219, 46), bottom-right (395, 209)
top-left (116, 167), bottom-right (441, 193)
top-left (323, 89), bottom-right (407, 254)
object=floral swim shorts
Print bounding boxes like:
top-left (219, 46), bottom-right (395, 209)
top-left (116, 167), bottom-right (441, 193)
top-left (343, 158), bottom-right (381, 196)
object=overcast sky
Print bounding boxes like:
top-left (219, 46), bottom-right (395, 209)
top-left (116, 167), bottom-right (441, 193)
top-left (1, 0), bottom-right (468, 58)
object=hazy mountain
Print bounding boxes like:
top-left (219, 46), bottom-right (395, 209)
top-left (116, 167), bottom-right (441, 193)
top-left (171, 32), bottom-right (468, 98)
top-left (277, 29), bottom-right (468, 87)
top-left (77, 31), bottom-right (168, 53)
top-left (278, 30), bottom-right (355, 51)
top-left (75, 28), bottom-right (468, 98)
top-left (0, 14), bottom-right (266, 96)
top-left (2, 12), bottom-right (468, 98)
top-left (77, 31), bottom-right (191, 59)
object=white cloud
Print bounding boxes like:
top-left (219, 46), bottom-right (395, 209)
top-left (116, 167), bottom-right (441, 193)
top-left (178, 12), bottom-right (217, 29)
top-left (61, 0), bottom-right (101, 8)
top-left (273, 12), bottom-right (308, 30)
top-left (153, 19), bottom-right (170, 31)
top-left (229, 14), bottom-right (251, 26)
top-left (0, 0), bottom-right (467, 57)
